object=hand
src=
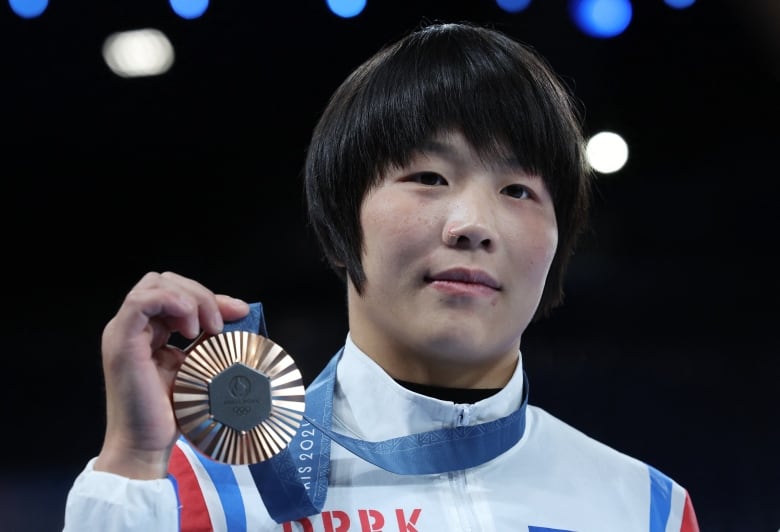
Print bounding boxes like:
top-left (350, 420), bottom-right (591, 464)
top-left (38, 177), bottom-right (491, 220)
top-left (93, 271), bottom-right (250, 479)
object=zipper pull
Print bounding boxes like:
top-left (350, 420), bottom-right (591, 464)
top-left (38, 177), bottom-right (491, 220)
top-left (456, 405), bottom-right (471, 426)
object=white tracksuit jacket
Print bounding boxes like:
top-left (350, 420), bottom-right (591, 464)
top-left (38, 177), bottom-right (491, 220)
top-left (63, 334), bottom-right (699, 532)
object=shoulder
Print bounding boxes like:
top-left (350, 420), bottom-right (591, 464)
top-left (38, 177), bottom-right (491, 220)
top-left (523, 405), bottom-right (699, 531)
top-left (526, 404), bottom-right (663, 475)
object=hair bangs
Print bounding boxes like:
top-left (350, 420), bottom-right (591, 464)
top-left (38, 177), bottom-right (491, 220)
top-left (350, 25), bottom-right (580, 199)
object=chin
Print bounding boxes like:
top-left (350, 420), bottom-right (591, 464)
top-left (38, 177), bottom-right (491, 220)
top-left (421, 331), bottom-right (510, 364)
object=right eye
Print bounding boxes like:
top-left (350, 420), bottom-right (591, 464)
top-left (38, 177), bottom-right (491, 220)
top-left (408, 172), bottom-right (448, 186)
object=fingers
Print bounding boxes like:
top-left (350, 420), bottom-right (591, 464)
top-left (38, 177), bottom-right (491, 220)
top-left (153, 344), bottom-right (188, 373)
top-left (115, 271), bottom-right (249, 341)
top-left (215, 293), bottom-right (253, 324)
top-left (95, 271), bottom-right (250, 476)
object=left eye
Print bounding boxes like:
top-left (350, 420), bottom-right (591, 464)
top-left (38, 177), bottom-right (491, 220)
top-left (501, 184), bottom-right (530, 199)
top-left (410, 172), bottom-right (448, 186)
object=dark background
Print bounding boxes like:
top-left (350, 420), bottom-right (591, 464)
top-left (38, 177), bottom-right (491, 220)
top-left (2, 1), bottom-right (778, 530)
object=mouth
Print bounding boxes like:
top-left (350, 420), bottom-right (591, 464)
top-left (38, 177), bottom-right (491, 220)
top-left (424, 268), bottom-right (501, 291)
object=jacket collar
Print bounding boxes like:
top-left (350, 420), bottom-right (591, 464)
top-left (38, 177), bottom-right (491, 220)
top-left (331, 334), bottom-right (526, 441)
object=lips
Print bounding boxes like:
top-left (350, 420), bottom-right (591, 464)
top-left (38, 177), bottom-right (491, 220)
top-left (425, 268), bottom-right (501, 290)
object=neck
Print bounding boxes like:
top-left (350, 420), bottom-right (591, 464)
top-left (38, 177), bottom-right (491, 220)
top-left (394, 378), bottom-right (502, 403)
top-left (348, 331), bottom-right (519, 389)
top-left (346, 282), bottom-right (521, 388)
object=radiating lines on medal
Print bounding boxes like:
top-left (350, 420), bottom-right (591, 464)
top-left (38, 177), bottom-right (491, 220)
top-left (173, 330), bottom-right (306, 464)
top-left (185, 400), bottom-right (305, 464)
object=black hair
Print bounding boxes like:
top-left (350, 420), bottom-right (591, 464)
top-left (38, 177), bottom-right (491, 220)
top-left (305, 21), bottom-right (592, 318)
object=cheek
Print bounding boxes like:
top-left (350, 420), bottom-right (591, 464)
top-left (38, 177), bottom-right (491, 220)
top-left (360, 197), bottom-right (433, 267)
top-left (534, 208), bottom-right (559, 265)
top-left (511, 221), bottom-right (558, 277)
top-left (540, 225), bottom-right (559, 267)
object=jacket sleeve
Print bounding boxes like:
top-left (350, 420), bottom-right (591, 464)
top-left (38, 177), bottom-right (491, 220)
top-left (62, 457), bottom-right (180, 532)
top-left (648, 465), bottom-right (700, 532)
top-left (678, 491), bottom-right (700, 532)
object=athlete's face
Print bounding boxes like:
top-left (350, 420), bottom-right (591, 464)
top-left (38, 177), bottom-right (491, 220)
top-left (347, 131), bottom-right (558, 387)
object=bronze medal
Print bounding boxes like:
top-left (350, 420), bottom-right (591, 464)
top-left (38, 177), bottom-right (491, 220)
top-left (173, 330), bottom-right (305, 465)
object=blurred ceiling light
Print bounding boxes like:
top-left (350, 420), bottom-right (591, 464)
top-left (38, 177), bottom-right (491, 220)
top-left (586, 131), bottom-right (629, 174)
top-left (664, 0), bottom-right (696, 8)
top-left (496, 0), bottom-right (532, 13)
top-left (102, 29), bottom-right (175, 78)
top-left (8, 0), bottom-right (48, 18)
top-left (169, 0), bottom-right (209, 19)
top-left (326, 0), bottom-right (366, 18)
top-left (569, 0), bottom-right (633, 38)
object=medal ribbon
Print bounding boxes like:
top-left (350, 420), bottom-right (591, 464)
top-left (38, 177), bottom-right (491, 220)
top-left (225, 303), bottom-right (529, 524)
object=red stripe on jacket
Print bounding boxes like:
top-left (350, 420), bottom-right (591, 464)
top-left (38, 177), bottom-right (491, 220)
top-left (680, 492), bottom-right (700, 532)
top-left (169, 444), bottom-right (212, 532)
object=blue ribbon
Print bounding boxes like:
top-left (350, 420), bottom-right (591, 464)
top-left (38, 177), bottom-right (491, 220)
top-left (225, 303), bottom-right (529, 524)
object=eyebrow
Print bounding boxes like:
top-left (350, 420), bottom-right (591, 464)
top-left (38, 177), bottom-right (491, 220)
top-left (418, 138), bottom-right (528, 173)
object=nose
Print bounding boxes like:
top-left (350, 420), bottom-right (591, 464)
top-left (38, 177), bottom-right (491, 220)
top-left (442, 194), bottom-right (496, 251)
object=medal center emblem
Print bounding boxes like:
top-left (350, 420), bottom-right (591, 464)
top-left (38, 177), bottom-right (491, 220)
top-left (209, 362), bottom-right (272, 432)
top-left (174, 329), bottom-right (305, 464)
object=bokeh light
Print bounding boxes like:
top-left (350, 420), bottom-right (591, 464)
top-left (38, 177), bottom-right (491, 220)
top-left (664, 0), bottom-right (695, 9)
top-left (326, 0), bottom-right (366, 18)
top-left (496, 0), bottom-right (532, 14)
top-left (169, 0), bottom-right (209, 20)
top-left (8, 0), bottom-right (48, 18)
top-left (570, 0), bottom-right (633, 38)
top-left (102, 29), bottom-right (175, 78)
top-left (585, 131), bottom-right (629, 173)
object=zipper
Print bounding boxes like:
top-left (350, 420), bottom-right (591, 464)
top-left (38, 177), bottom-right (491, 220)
top-left (451, 404), bottom-right (481, 530)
